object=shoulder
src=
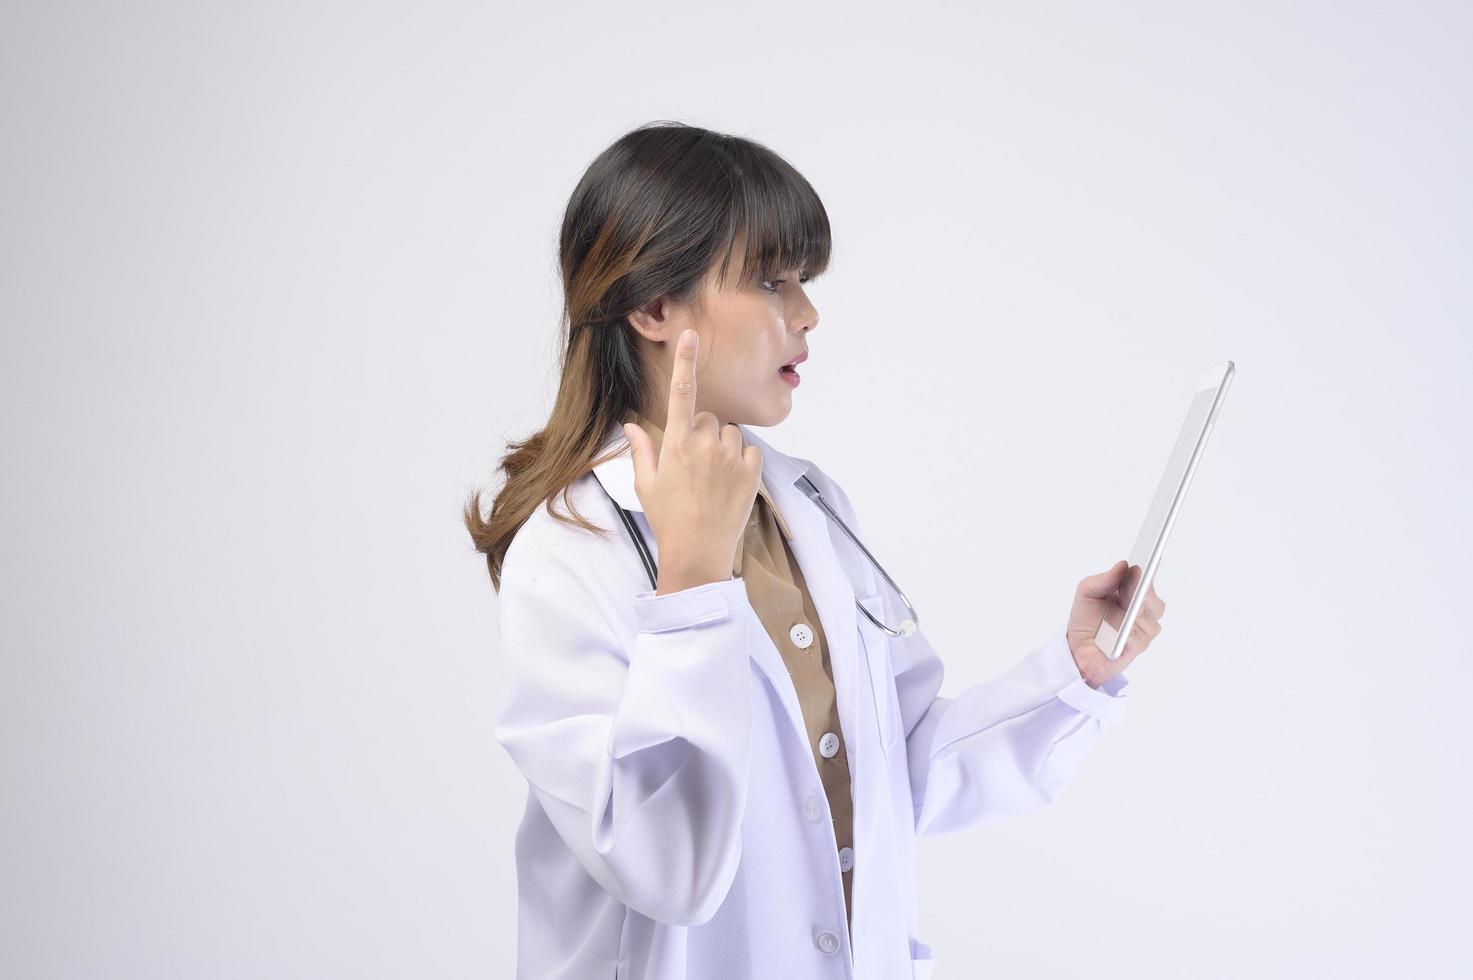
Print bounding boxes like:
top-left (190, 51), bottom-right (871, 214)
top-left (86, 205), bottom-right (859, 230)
top-left (501, 471), bottom-right (644, 599)
top-left (507, 470), bottom-right (616, 553)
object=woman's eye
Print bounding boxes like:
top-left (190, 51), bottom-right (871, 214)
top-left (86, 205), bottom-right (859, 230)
top-left (760, 275), bottom-right (812, 293)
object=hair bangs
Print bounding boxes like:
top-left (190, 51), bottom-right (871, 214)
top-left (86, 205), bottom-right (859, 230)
top-left (713, 141), bottom-right (832, 290)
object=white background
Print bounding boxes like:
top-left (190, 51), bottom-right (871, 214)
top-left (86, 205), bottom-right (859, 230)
top-left (3, 2), bottom-right (1469, 977)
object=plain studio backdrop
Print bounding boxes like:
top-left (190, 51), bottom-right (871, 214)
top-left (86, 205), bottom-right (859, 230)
top-left (2, 2), bottom-right (1469, 977)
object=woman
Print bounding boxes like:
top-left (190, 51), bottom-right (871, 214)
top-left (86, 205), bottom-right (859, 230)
top-left (465, 121), bottom-right (1164, 980)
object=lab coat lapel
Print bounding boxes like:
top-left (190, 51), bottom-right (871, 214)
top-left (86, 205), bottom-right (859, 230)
top-left (738, 425), bottom-right (864, 776)
top-left (589, 421), bottom-right (864, 770)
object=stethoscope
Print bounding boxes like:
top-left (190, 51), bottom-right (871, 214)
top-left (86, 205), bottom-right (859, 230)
top-left (595, 471), bottom-right (920, 638)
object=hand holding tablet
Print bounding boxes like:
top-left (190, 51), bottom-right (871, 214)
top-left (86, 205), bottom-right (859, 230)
top-left (1065, 361), bottom-right (1236, 684)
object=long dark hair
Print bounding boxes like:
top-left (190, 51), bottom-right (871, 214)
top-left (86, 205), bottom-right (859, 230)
top-left (464, 121), bottom-right (832, 590)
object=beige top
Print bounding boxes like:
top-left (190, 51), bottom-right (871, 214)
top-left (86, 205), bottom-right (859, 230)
top-left (623, 410), bottom-right (855, 937)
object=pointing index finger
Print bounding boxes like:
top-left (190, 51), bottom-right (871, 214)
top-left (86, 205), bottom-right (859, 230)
top-left (665, 328), bottom-right (697, 439)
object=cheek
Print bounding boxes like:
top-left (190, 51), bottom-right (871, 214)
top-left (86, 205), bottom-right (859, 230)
top-left (707, 307), bottom-right (787, 382)
top-left (758, 323), bottom-right (788, 363)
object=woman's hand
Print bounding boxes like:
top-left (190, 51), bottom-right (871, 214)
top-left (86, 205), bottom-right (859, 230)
top-left (623, 328), bottom-right (764, 595)
top-left (1064, 559), bottom-right (1166, 689)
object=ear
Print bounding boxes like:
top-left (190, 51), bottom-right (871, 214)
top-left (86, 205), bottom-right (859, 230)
top-left (626, 294), bottom-right (679, 344)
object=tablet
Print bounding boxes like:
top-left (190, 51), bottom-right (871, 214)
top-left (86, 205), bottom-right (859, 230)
top-left (1093, 360), bottom-right (1235, 661)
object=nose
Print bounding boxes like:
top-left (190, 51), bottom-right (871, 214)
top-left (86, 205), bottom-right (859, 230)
top-left (792, 296), bottom-right (819, 334)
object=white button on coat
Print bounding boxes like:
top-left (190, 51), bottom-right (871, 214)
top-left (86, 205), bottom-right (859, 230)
top-left (816, 931), bottom-right (840, 954)
top-left (495, 421), bottom-right (1134, 980)
top-left (789, 622), bottom-right (813, 649)
top-left (818, 731), bottom-right (841, 758)
top-left (838, 846), bottom-right (855, 873)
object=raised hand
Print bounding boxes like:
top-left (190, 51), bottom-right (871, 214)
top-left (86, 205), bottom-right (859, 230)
top-left (622, 328), bottom-right (764, 596)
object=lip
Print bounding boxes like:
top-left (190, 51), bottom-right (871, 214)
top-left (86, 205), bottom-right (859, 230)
top-left (778, 350), bottom-right (805, 389)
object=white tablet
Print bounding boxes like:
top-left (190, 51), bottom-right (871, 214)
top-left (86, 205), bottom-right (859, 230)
top-left (1093, 361), bottom-right (1235, 661)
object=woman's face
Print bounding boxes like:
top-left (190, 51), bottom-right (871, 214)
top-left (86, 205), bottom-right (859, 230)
top-left (627, 247), bottom-right (821, 428)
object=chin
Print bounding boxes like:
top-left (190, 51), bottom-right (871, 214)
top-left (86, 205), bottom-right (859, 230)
top-left (748, 402), bottom-right (792, 428)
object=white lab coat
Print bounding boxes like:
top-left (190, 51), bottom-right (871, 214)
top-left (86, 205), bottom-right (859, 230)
top-left (494, 421), bottom-right (1131, 980)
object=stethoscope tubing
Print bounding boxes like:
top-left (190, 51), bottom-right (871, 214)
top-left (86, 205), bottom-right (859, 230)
top-left (593, 471), bottom-right (919, 637)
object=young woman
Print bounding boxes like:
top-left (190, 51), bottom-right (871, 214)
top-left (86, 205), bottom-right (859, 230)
top-left (465, 121), bottom-right (1165, 980)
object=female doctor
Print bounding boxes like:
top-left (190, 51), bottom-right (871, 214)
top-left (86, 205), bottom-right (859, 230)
top-left (466, 121), bottom-right (1165, 980)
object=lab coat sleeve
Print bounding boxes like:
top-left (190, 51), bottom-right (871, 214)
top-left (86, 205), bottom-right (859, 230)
top-left (896, 623), bottom-right (1130, 838)
top-left (818, 470), bottom-right (1131, 839)
top-left (493, 523), bottom-right (756, 926)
